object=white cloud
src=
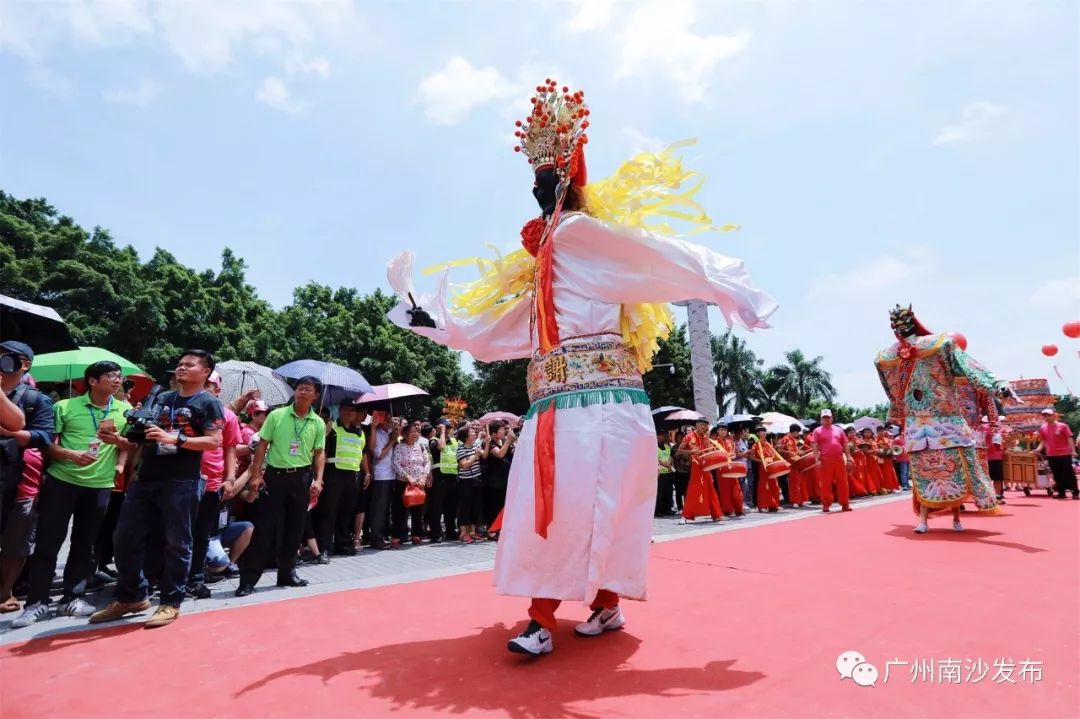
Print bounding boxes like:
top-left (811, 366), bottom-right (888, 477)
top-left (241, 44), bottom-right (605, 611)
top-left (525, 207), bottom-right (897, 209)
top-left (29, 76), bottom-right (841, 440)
top-left (102, 78), bottom-right (161, 107)
top-left (616, 0), bottom-right (750, 103)
top-left (568, 0), bottom-right (615, 32)
top-left (256, 76), bottom-right (300, 113)
top-left (932, 101), bottom-right (1007, 146)
top-left (26, 66), bottom-right (74, 100)
top-left (284, 52), bottom-right (330, 78)
top-left (416, 56), bottom-right (519, 126)
top-left (806, 251), bottom-right (934, 300)
top-left (64, 0), bottom-right (153, 47)
top-left (622, 125), bottom-right (666, 154)
top-left (1028, 276), bottom-right (1080, 310)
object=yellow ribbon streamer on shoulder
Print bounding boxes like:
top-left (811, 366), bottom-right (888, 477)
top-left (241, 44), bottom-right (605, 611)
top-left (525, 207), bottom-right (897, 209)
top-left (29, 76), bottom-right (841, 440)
top-left (425, 139), bottom-right (739, 372)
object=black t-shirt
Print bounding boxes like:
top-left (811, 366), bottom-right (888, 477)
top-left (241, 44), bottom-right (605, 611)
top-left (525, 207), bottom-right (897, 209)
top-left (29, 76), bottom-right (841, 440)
top-left (484, 439), bottom-right (512, 489)
top-left (138, 390), bottom-right (225, 481)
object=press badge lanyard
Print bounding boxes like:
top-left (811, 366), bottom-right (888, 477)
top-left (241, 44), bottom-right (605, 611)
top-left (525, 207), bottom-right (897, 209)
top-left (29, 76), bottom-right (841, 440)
top-left (86, 395), bottom-right (113, 458)
top-left (290, 413), bottom-right (311, 456)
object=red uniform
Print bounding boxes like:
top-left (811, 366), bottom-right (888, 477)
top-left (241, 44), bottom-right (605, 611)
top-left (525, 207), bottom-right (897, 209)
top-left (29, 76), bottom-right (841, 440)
top-left (846, 440), bottom-right (869, 496)
top-left (714, 437), bottom-right (745, 516)
top-left (798, 437), bottom-right (820, 502)
top-left (877, 438), bottom-right (900, 491)
top-left (751, 439), bottom-right (783, 511)
top-left (680, 432), bottom-right (722, 520)
top-left (776, 434), bottom-right (808, 507)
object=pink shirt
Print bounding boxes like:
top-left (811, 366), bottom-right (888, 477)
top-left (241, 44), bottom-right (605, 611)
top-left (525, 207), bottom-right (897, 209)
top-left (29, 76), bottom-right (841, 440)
top-left (983, 427), bottom-right (1004, 461)
top-left (1038, 421), bottom-right (1074, 457)
top-left (811, 425), bottom-right (847, 459)
top-left (200, 407), bottom-right (243, 491)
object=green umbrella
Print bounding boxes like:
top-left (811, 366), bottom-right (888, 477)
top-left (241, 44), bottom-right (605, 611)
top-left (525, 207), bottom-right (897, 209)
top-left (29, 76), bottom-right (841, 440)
top-left (30, 346), bottom-right (146, 384)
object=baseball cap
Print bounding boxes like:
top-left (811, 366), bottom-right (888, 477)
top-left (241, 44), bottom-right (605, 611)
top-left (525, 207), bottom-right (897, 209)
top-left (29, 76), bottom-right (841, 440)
top-left (1040, 408), bottom-right (1054, 416)
top-left (245, 399), bottom-right (269, 415)
top-left (820, 408), bottom-right (833, 418)
top-left (0, 340), bottom-right (34, 362)
top-left (206, 371), bottom-right (222, 387)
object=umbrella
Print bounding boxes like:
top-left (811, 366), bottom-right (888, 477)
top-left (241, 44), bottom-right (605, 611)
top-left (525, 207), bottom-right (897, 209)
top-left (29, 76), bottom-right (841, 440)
top-left (353, 383), bottom-right (429, 404)
top-left (1, 294), bottom-right (78, 355)
top-left (759, 411), bottom-right (805, 434)
top-left (665, 409), bottom-right (705, 423)
top-left (651, 406), bottom-right (688, 417)
top-left (215, 360), bottom-right (294, 407)
top-left (30, 347), bottom-right (145, 384)
top-left (853, 416), bottom-right (884, 433)
top-left (717, 413), bottom-right (761, 427)
top-left (477, 410), bottom-right (519, 425)
top-left (276, 359), bottom-right (374, 408)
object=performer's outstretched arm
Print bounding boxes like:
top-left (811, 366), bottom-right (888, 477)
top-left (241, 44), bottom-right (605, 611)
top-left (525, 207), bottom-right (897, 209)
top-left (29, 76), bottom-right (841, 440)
top-left (946, 341), bottom-right (1012, 399)
top-left (553, 214), bottom-right (779, 331)
top-left (386, 251), bottom-right (533, 362)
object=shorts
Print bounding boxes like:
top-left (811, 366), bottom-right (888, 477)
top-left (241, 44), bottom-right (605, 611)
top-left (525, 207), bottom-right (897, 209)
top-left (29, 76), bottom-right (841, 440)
top-left (1, 495), bottom-right (37, 558)
top-left (987, 459), bottom-right (1004, 484)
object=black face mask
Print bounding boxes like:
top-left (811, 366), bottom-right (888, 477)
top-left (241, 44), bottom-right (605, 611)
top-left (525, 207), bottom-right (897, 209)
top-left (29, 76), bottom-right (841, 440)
top-left (532, 167), bottom-right (559, 217)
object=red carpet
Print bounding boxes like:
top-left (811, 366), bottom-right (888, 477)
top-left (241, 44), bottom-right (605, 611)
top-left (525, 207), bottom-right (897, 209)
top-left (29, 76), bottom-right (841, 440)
top-left (3, 497), bottom-right (1077, 718)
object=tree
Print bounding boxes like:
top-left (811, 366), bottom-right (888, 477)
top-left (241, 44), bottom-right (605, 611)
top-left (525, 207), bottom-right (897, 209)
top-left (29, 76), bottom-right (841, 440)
top-left (466, 360), bottom-right (530, 416)
top-left (711, 329), bottom-right (763, 413)
top-left (751, 367), bottom-right (793, 414)
top-left (771, 349), bottom-right (836, 417)
top-left (642, 325), bottom-right (693, 409)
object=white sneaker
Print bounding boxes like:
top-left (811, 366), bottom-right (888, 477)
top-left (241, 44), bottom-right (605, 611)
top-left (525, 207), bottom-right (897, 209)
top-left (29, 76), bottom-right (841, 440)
top-left (953, 521), bottom-right (965, 533)
top-left (914, 523), bottom-right (929, 534)
top-left (507, 621), bottom-right (553, 656)
top-left (62, 597), bottom-right (97, 617)
top-left (574, 606), bottom-right (626, 637)
top-left (11, 602), bottom-right (49, 628)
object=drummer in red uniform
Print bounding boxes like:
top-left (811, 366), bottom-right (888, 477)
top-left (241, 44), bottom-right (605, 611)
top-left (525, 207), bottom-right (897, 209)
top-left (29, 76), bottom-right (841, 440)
top-left (750, 427), bottom-right (784, 513)
top-left (776, 424), bottom-right (808, 508)
top-left (677, 418), bottom-right (723, 521)
top-left (711, 424), bottom-right (745, 518)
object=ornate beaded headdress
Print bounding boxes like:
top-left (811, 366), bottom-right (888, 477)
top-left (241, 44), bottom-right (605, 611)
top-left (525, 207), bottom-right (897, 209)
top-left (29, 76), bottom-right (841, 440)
top-left (513, 78), bottom-right (589, 185)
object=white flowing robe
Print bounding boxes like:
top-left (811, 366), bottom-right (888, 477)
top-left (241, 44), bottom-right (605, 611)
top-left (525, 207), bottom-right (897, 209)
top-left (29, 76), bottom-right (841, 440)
top-left (388, 213), bottom-right (777, 603)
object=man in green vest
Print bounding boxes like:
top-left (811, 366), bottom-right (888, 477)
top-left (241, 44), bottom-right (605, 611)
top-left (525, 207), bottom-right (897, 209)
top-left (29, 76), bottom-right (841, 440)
top-left (425, 420), bottom-right (459, 543)
top-left (313, 401), bottom-right (369, 558)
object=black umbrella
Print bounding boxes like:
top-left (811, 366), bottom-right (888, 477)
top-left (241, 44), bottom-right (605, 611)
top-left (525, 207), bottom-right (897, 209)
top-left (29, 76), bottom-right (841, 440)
top-left (1, 294), bottom-right (78, 355)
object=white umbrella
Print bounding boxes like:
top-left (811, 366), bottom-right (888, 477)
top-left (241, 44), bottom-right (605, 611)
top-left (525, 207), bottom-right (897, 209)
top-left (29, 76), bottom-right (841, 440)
top-left (216, 360), bottom-right (294, 407)
top-left (760, 411), bottom-right (806, 434)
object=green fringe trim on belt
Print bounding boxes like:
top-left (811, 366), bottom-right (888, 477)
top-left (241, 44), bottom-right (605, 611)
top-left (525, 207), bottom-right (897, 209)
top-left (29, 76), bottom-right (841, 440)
top-left (524, 388), bottom-right (651, 419)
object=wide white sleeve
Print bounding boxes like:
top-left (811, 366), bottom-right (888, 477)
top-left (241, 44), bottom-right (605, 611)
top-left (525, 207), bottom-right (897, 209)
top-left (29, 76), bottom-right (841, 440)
top-left (553, 214), bottom-right (779, 330)
top-left (386, 251), bottom-right (534, 362)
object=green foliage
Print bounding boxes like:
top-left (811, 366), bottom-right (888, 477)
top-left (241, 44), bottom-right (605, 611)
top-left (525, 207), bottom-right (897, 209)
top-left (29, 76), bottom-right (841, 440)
top-left (642, 325), bottom-right (693, 409)
top-left (0, 190), bottom-right (469, 403)
top-left (1054, 394), bottom-right (1080, 434)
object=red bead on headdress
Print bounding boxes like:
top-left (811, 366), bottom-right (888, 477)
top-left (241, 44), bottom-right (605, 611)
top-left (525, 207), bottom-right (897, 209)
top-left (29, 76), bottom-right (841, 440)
top-left (513, 79), bottom-right (589, 187)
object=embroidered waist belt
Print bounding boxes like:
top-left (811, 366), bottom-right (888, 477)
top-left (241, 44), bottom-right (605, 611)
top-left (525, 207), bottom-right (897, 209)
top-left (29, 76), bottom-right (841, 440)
top-left (526, 338), bottom-right (644, 405)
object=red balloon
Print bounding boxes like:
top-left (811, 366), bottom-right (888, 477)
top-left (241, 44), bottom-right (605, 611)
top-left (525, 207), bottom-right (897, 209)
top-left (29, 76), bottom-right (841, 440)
top-left (1063, 321), bottom-right (1080, 339)
top-left (947, 331), bottom-right (968, 351)
top-left (1041, 344), bottom-right (1058, 357)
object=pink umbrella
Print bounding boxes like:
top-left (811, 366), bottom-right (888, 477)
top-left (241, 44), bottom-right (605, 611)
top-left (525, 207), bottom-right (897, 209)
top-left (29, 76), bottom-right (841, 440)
top-left (478, 411), bottom-right (520, 425)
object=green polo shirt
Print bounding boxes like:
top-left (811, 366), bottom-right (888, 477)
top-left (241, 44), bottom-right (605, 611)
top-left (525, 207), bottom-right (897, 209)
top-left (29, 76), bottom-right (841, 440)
top-left (261, 405), bottom-right (326, 469)
top-left (49, 394), bottom-right (132, 489)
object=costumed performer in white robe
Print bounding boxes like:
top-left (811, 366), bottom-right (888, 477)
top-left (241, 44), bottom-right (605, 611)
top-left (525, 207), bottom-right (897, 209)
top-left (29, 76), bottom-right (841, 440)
top-left (387, 80), bottom-right (778, 657)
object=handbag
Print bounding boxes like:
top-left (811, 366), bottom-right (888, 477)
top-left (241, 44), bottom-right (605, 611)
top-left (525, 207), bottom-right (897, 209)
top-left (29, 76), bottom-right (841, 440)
top-left (403, 483), bottom-right (426, 507)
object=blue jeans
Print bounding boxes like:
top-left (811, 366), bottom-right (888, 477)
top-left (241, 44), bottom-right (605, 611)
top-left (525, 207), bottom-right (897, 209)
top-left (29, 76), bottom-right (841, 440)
top-left (896, 461), bottom-right (910, 489)
top-left (113, 477), bottom-right (199, 607)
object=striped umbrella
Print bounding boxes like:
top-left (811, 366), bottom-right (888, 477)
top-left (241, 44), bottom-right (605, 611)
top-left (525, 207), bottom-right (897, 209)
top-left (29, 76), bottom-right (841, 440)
top-left (215, 360), bottom-right (294, 407)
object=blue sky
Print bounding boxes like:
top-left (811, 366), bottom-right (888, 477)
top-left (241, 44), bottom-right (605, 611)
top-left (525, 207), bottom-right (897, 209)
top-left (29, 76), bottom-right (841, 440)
top-left (1, 0), bottom-right (1077, 406)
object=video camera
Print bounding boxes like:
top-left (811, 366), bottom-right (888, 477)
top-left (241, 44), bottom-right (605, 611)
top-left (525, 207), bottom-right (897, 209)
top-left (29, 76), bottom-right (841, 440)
top-left (124, 384), bottom-right (165, 443)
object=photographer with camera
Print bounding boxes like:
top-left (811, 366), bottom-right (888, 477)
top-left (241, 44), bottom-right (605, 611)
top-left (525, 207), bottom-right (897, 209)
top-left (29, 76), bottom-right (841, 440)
top-left (90, 349), bottom-right (223, 629)
top-left (0, 341), bottom-right (54, 615)
top-left (12, 361), bottom-right (130, 628)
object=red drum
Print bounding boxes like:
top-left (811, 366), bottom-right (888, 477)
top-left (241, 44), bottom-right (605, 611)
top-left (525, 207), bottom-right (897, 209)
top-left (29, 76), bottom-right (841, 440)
top-left (793, 453), bottom-right (817, 472)
top-left (699, 450), bottom-right (730, 472)
top-left (718, 462), bottom-right (748, 479)
top-left (766, 459), bottom-right (791, 478)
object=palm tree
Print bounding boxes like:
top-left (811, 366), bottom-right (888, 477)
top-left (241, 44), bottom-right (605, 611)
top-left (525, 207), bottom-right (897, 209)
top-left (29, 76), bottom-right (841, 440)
top-left (752, 366), bottom-right (794, 414)
top-left (711, 330), bottom-right (763, 413)
top-left (772, 349), bottom-right (835, 417)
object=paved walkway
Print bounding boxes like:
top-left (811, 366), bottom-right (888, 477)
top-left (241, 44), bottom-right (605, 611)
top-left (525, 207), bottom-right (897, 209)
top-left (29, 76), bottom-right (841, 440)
top-left (0, 492), bottom-right (909, 644)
